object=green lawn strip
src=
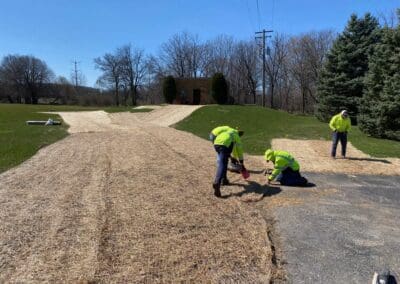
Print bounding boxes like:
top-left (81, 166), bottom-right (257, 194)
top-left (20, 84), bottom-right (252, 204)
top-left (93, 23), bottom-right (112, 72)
top-left (0, 104), bottom-right (154, 173)
top-left (174, 105), bottom-right (400, 158)
top-left (0, 104), bottom-right (70, 173)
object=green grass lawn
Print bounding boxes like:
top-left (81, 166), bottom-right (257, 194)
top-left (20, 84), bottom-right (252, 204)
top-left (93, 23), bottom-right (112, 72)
top-left (0, 104), bottom-right (153, 173)
top-left (174, 105), bottom-right (400, 158)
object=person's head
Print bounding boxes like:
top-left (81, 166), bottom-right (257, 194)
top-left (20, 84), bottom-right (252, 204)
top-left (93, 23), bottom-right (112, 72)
top-left (264, 149), bottom-right (274, 162)
top-left (341, 110), bottom-right (349, 118)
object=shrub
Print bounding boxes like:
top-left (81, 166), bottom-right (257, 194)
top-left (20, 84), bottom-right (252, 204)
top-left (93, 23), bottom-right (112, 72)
top-left (163, 76), bottom-right (177, 103)
top-left (211, 73), bottom-right (228, 104)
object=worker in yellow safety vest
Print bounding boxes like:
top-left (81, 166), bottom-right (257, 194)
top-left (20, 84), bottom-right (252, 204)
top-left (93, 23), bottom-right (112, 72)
top-left (264, 149), bottom-right (308, 186)
top-left (209, 125), bottom-right (232, 142)
top-left (212, 127), bottom-right (244, 197)
top-left (210, 125), bottom-right (243, 170)
top-left (329, 110), bottom-right (351, 158)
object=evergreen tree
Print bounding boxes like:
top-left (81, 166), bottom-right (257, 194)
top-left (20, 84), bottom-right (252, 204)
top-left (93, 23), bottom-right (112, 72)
top-left (162, 76), bottom-right (177, 103)
top-left (211, 73), bottom-right (228, 104)
top-left (316, 13), bottom-right (380, 122)
top-left (359, 20), bottom-right (400, 140)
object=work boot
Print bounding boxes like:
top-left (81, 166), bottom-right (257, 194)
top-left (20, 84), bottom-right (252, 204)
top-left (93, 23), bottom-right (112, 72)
top-left (213, 183), bottom-right (221, 197)
top-left (221, 178), bottom-right (230, 186)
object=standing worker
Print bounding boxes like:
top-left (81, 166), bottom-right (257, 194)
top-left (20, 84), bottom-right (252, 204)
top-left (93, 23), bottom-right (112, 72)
top-left (264, 149), bottom-right (308, 186)
top-left (329, 110), bottom-right (351, 159)
top-left (212, 128), bottom-right (244, 197)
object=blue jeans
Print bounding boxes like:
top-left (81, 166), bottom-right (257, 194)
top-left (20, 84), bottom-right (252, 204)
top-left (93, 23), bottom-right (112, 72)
top-left (331, 131), bottom-right (347, 157)
top-left (214, 144), bottom-right (233, 185)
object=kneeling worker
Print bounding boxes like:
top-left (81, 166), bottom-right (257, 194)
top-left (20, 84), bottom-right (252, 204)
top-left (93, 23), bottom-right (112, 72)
top-left (213, 128), bottom-right (244, 197)
top-left (264, 149), bottom-right (307, 186)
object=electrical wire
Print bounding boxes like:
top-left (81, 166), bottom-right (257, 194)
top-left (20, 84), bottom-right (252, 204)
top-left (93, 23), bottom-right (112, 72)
top-left (256, 0), bottom-right (261, 30)
top-left (271, 0), bottom-right (275, 30)
top-left (244, 0), bottom-right (256, 33)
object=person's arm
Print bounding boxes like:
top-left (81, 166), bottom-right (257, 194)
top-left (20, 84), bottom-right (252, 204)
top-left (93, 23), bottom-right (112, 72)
top-left (268, 158), bottom-right (284, 182)
top-left (233, 134), bottom-right (244, 163)
top-left (329, 115), bottom-right (337, 131)
top-left (346, 118), bottom-right (351, 132)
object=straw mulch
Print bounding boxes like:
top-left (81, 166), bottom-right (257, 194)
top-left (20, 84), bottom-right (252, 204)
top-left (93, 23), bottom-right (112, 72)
top-left (0, 108), bottom-right (283, 283)
top-left (271, 139), bottom-right (400, 176)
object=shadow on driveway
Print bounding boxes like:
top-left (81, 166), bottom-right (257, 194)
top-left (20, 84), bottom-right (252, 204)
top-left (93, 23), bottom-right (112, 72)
top-left (346, 157), bottom-right (391, 164)
top-left (223, 181), bottom-right (282, 200)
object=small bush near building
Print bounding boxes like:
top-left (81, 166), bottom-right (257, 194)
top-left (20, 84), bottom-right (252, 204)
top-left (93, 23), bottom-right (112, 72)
top-left (211, 73), bottom-right (228, 104)
top-left (163, 76), bottom-right (177, 103)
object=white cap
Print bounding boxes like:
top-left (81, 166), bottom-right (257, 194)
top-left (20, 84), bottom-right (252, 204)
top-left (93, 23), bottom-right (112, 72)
top-left (341, 110), bottom-right (348, 117)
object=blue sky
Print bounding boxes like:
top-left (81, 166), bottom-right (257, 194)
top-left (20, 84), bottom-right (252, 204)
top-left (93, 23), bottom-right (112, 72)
top-left (0, 0), bottom-right (399, 86)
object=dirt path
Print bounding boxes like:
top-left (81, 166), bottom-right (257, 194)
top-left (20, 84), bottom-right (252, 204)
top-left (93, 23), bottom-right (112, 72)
top-left (0, 106), bottom-right (280, 282)
top-left (271, 138), bottom-right (400, 175)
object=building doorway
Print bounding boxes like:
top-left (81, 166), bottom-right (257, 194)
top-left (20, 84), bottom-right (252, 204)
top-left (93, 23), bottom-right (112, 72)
top-left (193, 89), bottom-right (201, 105)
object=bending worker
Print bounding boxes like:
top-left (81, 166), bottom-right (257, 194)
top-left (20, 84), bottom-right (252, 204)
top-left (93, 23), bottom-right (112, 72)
top-left (264, 149), bottom-right (307, 186)
top-left (329, 110), bottom-right (351, 158)
top-left (212, 127), bottom-right (244, 197)
top-left (209, 125), bottom-right (231, 142)
top-left (210, 125), bottom-right (242, 171)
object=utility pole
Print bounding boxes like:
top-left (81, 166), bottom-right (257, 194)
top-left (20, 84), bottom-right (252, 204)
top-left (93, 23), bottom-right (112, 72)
top-left (255, 29), bottom-right (273, 107)
top-left (72, 60), bottom-right (81, 88)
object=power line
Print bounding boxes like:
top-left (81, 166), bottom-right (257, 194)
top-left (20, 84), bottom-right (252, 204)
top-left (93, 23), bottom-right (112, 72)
top-left (255, 29), bottom-right (273, 107)
top-left (256, 0), bottom-right (261, 30)
top-left (271, 0), bottom-right (275, 30)
top-left (245, 0), bottom-right (256, 33)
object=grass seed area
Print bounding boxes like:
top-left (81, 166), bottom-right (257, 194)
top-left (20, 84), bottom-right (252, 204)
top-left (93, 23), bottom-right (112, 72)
top-left (174, 105), bottom-right (400, 158)
top-left (0, 104), bottom-right (153, 173)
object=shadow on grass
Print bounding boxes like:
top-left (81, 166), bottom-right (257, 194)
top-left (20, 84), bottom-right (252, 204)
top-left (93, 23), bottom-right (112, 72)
top-left (222, 181), bottom-right (282, 200)
top-left (346, 157), bottom-right (391, 164)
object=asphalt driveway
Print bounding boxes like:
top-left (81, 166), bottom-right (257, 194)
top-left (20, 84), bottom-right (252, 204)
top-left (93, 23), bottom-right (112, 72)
top-left (272, 172), bottom-right (400, 283)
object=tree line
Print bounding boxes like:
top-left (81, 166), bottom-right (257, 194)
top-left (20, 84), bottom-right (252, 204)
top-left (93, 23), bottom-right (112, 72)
top-left (0, 10), bottom-right (398, 140)
top-left (317, 11), bottom-right (400, 140)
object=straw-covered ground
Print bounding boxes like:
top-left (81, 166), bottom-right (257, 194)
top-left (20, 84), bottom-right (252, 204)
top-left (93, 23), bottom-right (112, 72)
top-left (3, 105), bottom-right (397, 282)
top-left (0, 106), bottom-right (284, 283)
top-left (271, 138), bottom-right (400, 175)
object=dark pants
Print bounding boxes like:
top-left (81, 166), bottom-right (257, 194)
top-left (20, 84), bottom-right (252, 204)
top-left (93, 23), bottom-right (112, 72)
top-left (331, 131), bottom-right (347, 157)
top-left (214, 144), bottom-right (233, 185)
top-left (277, 168), bottom-right (307, 186)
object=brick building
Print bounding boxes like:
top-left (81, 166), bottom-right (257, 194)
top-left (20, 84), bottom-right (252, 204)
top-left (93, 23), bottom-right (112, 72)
top-left (174, 78), bottom-right (214, 105)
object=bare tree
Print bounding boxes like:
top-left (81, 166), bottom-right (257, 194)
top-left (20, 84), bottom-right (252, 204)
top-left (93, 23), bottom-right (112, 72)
top-left (232, 40), bottom-right (259, 103)
top-left (265, 34), bottom-right (288, 108)
top-left (70, 70), bottom-right (87, 87)
top-left (288, 30), bottom-right (334, 113)
top-left (378, 9), bottom-right (399, 28)
top-left (0, 54), bottom-right (54, 104)
top-left (118, 45), bottom-right (147, 106)
top-left (94, 52), bottom-right (123, 106)
top-left (142, 55), bottom-right (166, 104)
top-left (160, 31), bottom-right (202, 78)
top-left (202, 35), bottom-right (235, 78)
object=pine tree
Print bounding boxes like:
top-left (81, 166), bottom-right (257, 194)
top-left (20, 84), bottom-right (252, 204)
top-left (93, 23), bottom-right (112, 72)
top-left (316, 13), bottom-right (380, 122)
top-left (359, 20), bottom-right (400, 140)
